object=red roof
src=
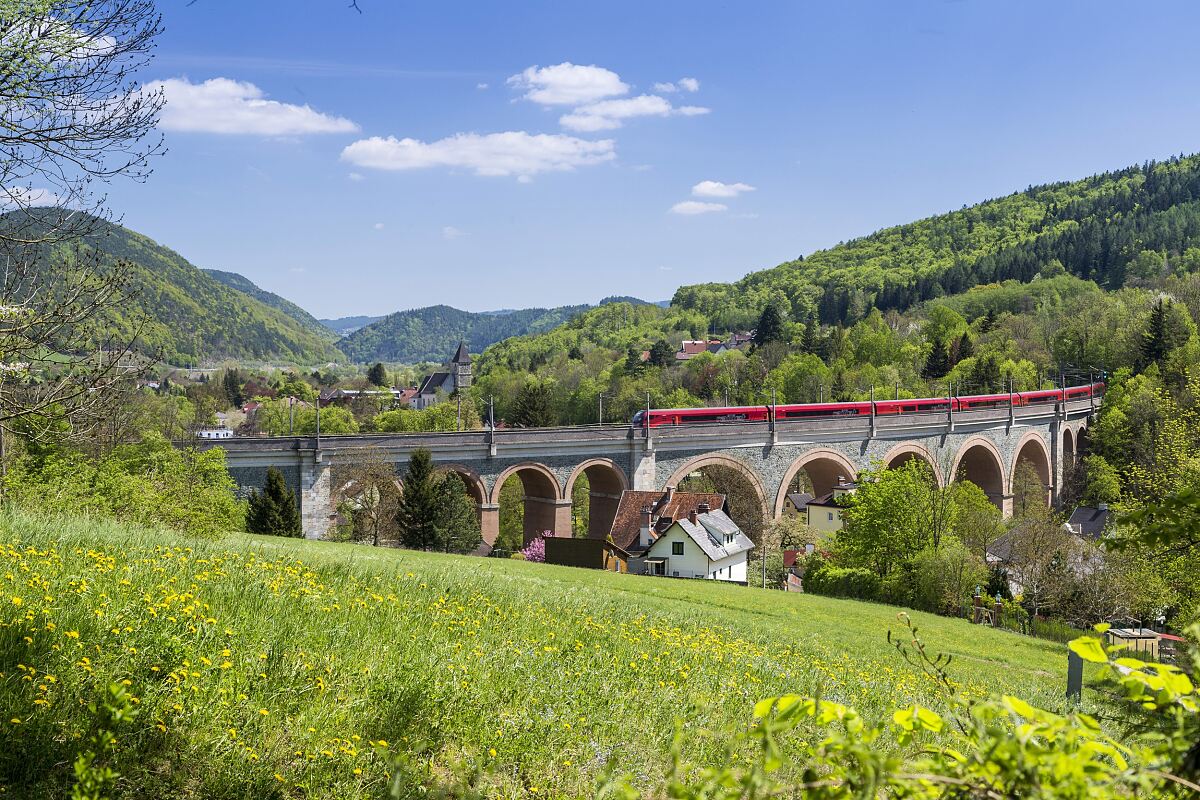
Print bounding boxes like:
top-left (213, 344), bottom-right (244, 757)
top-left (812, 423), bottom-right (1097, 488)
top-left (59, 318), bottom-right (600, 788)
top-left (606, 489), bottom-right (726, 551)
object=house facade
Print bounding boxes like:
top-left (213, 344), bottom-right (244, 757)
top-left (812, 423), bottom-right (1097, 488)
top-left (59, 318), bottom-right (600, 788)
top-left (799, 477), bottom-right (857, 534)
top-left (640, 505), bottom-right (754, 582)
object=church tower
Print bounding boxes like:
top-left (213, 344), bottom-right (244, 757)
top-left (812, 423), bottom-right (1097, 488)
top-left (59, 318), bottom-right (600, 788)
top-left (451, 340), bottom-right (472, 392)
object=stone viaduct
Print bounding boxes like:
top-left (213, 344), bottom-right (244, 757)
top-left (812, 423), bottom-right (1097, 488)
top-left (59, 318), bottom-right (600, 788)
top-left (201, 395), bottom-right (1098, 545)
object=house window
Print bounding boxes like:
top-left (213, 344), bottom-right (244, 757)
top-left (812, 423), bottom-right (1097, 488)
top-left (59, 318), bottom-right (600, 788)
top-left (827, 512), bottom-right (834, 521)
top-left (672, 541), bottom-right (684, 556)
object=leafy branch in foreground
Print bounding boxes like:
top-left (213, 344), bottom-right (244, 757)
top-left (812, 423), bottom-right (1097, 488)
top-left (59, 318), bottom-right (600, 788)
top-left (600, 613), bottom-right (1199, 799)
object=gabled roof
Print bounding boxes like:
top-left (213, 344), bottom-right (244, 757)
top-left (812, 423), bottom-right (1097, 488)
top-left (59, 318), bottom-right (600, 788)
top-left (1068, 506), bottom-right (1111, 539)
top-left (649, 509), bottom-right (754, 562)
top-left (787, 492), bottom-right (814, 511)
top-left (417, 371), bottom-right (452, 395)
top-left (452, 341), bottom-right (471, 364)
top-left (606, 489), bottom-right (725, 551)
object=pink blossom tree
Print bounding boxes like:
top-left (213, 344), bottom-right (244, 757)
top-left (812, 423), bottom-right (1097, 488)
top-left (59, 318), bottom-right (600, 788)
top-left (520, 531), bottom-right (552, 562)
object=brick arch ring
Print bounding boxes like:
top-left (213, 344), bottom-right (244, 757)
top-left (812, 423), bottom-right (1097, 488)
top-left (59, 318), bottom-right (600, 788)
top-left (948, 435), bottom-right (1009, 497)
top-left (663, 454), bottom-right (769, 520)
top-left (563, 458), bottom-right (629, 498)
top-left (772, 448), bottom-right (859, 519)
top-left (879, 442), bottom-right (945, 487)
top-left (436, 462), bottom-right (489, 506)
top-left (487, 461), bottom-right (563, 505)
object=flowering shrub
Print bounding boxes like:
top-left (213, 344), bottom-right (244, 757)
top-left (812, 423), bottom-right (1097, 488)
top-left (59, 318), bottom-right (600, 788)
top-left (519, 531), bottom-right (552, 562)
top-left (599, 614), bottom-right (1200, 798)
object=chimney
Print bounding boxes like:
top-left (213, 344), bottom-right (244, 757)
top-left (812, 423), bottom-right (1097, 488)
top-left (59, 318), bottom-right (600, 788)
top-left (688, 509), bottom-right (698, 524)
top-left (697, 502), bottom-right (710, 514)
top-left (639, 506), bottom-right (652, 548)
top-left (665, 485), bottom-right (676, 505)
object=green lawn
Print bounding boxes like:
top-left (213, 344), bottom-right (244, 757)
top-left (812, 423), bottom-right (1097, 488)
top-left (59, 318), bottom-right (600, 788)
top-left (0, 513), bottom-right (1088, 798)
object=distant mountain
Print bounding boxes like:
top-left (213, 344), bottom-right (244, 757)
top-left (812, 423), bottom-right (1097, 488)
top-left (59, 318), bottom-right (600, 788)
top-left (341, 303), bottom-right (598, 363)
top-left (203, 268), bottom-right (338, 343)
top-left (319, 315), bottom-right (386, 336)
top-left (0, 212), bottom-right (345, 366)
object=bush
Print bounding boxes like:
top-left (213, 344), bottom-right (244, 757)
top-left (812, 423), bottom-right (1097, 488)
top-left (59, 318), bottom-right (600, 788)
top-left (804, 562), bottom-right (880, 600)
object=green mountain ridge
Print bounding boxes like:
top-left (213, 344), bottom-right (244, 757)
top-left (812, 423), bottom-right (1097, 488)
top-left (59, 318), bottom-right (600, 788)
top-left (0, 212), bottom-right (345, 366)
top-left (341, 297), bottom-right (661, 363)
top-left (318, 315), bottom-right (385, 336)
top-left (671, 153), bottom-right (1200, 329)
top-left (202, 268), bottom-right (339, 344)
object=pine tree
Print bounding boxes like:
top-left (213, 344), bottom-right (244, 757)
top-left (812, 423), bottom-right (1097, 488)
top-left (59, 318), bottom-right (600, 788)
top-left (753, 304), bottom-right (785, 346)
top-left (511, 381), bottom-right (555, 427)
top-left (1139, 298), bottom-right (1175, 368)
top-left (246, 467), bottom-right (302, 537)
top-left (222, 368), bottom-right (244, 408)
top-left (801, 316), bottom-right (819, 354)
top-left (647, 340), bottom-right (674, 368)
top-left (922, 342), bottom-right (951, 379)
top-left (367, 362), bottom-right (388, 387)
top-left (954, 332), bottom-right (974, 363)
top-left (436, 472), bottom-right (482, 553)
top-left (395, 448), bottom-right (441, 550)
top-left (622, 347), bottom-right (645, 376)
top-left (831, 369), bottom-right (849, 402)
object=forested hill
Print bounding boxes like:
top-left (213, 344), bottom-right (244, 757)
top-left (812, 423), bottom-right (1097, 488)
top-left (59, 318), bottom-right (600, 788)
top-left (0, 213), bottom-right (345, 366)
top-left (673, 154), bottom-right (1200, 330)
top-left (340, 298), bottom-right (659, 363)
top-left (202, 268), bottom-right (338, 344)
top-left (318, 315), bottom-right (385, 336)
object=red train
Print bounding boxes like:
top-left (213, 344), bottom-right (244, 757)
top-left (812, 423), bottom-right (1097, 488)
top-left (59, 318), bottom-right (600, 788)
top-left (631, 382), bottom-right (1104, 428)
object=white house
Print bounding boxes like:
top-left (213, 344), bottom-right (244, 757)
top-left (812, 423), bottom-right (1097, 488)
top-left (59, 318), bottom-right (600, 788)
top-left (639, 504), bottom-right (754, 583)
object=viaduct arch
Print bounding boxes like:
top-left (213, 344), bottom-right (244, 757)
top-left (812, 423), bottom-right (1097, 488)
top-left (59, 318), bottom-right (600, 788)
top-left (210, 394), bottom-right (1099, 541)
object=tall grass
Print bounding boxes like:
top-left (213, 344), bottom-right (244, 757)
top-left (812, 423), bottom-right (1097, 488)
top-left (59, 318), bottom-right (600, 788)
top-left (1, 512), bottom-right (1086, 798)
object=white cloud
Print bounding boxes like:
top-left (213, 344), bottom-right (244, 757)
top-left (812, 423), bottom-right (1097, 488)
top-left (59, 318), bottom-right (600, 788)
top-left (560, 94), bottom-right (673, 131)
top-left (675, 105), bottom-right (710, 117)
top-left (516, 174), bottom-right (533, 184)
top-left (507, 62), bottom-right (628, 105)
top-left (146, 77), bottom-right (359, 135)
top-left (442, 225), bottom-right (466, 239)
top-left (340, 131), bottom-right (616, 177)
top-left (289, 266), bottom-right (306, 274)
top-left (347, 172), bottom-right (364, 181)
top-left (476, 82), bottom-right (489, 90)
top-left (658, 265), bottom-right (673, 271)
top-left (373, 222), bottom-right (385, 230)
top-left (692, 180), bottom-right (755, 198)
top-left (1, 186), bottom-right (63, 208)
top-left (670, 200), bottom-right (727, 215)
top-left (632, 164), bottom-right (653, 172)
top-left (653, 77), bottom-right (700, 93)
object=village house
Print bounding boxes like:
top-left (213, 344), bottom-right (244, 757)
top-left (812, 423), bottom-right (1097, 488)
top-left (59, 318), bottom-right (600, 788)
top-left (594, 487), bottom-right (754, 582)
top-left (674, 339), bottom-right (727, 361)
top-left (800, 477), bottom-right (857, 533)
top-left (639, 503), bottom-right (754, 582)
top-left (413, 341), bottom-right (472, 409)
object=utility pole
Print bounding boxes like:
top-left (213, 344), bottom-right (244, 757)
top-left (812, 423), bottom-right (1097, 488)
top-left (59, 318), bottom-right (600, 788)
top-left (598, 391), bottom-right (605, 425)
top-left (762, 534), bottom-right (767, 589)
top-left (315, 398), bottom-right (321, 447)
top-left (288, 396), bottom-right (295, 436)
top-left (456, 392), bottom-right (462, 431)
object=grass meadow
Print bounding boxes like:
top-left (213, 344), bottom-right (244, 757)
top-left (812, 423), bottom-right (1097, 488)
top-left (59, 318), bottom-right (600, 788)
top-left (1, 512), bottom-right (1091, 798)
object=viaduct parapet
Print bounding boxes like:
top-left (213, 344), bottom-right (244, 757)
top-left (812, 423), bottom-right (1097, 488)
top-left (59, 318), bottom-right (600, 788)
top-left (201, 396), bottom-right (1097, 545)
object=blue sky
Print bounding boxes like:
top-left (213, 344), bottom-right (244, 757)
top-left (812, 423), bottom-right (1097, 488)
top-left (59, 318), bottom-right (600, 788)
top-left (99, 1), bottom-right (1200, 318)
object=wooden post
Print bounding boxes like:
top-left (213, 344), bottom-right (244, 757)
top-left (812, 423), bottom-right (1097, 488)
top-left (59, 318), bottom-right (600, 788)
top-left (1066, 649), bottom-right (1083, 703)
